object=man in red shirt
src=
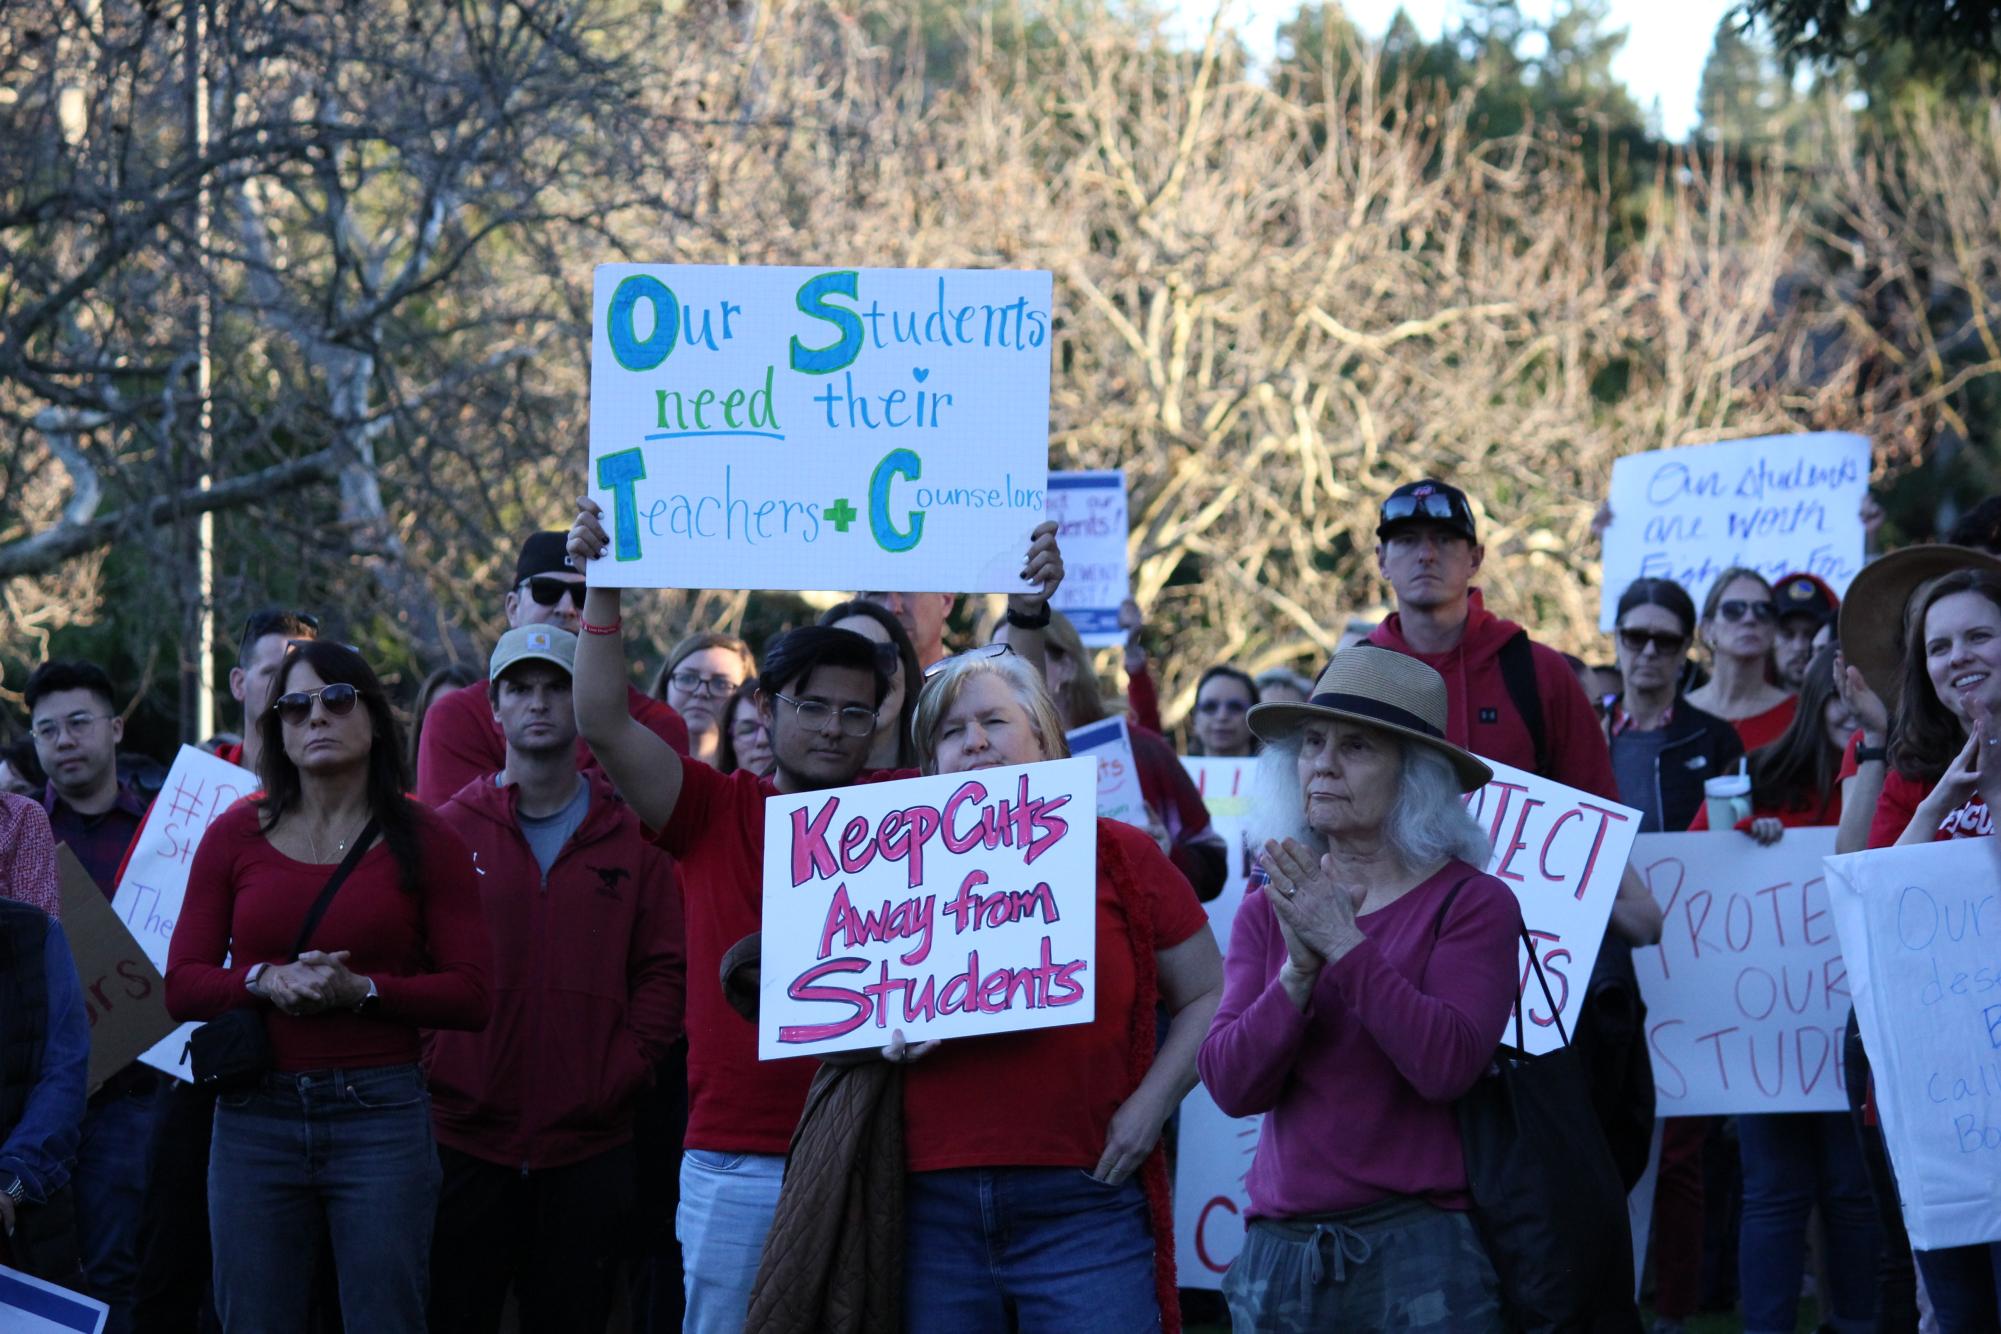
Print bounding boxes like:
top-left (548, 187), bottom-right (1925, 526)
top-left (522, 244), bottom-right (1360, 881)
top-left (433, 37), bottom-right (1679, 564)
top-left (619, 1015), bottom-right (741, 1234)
top-left (416, 531), bottom-right (689, 803)
top-left (429, 624), bottom-right (684, 1334)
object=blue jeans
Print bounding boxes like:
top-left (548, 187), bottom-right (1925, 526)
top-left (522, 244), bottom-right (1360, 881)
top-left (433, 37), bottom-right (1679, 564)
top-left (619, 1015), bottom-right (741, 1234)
top-left (74, 1073), bottom-right (165, 1334)
top-left (675, 1149), bottom-right (784, 1334)
top-left (903, 1166), bottom-right (1159, 1333)
top-left (1912, 1244), bottom-right (2001, 1333)
top-left (1736, 1111), bottom-right (1880, 1334)
top-left (207, 1064), bottom-right (440, 1334)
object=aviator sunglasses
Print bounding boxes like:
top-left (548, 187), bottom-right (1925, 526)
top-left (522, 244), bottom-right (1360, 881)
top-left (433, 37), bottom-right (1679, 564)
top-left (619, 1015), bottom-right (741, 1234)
top-left (1716, 599), bottom-right (1777, 625)
top-left (273, 683), bottom-right (361, 726)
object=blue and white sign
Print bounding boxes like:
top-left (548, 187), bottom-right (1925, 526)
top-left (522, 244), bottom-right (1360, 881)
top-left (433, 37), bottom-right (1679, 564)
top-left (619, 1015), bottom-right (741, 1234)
top-left (1046, 470), bottom-right (1131, 645)
top-left (0, 1264), bottom-right (108, 1333)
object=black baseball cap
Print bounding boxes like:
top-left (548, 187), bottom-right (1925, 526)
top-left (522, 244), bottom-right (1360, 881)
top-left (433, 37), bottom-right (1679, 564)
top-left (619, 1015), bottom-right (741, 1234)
top-left (1773, 572), bottom-right (1839, 625)
top-left (1377, 479), bottom-right (1478, 544)
top-left (513, 531), bottom-right (576, 586)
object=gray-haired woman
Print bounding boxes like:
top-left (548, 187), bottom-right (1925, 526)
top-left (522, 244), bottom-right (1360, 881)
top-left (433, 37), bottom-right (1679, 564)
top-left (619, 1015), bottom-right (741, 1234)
top-left (1198, 647), bottom-right (1520, 1332)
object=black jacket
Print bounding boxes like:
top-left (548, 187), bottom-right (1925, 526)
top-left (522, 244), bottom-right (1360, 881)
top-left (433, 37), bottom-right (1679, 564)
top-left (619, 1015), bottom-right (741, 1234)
top-left (1607, 696), bottom-right (1745, 833)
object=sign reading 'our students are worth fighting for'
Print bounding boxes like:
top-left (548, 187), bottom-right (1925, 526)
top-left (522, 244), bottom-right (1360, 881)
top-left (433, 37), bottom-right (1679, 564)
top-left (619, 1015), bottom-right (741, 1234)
top-left (758, 758), bottom-right (1099, 1059)
top-left (587, 264), bottom-right (1054, 593)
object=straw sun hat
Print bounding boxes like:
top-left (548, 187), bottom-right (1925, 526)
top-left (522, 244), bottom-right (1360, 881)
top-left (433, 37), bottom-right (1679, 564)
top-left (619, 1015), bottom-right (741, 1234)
top-left (1247, 646), bottom-right (1494, 793)
top-left (1837, 544), bottom-right (2001, 702)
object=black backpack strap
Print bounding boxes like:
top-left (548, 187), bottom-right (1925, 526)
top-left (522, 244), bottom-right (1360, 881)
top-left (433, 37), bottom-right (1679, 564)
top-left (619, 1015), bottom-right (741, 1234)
top-left (1496, 629), bottom-right (1547, 777)
top-left (287, 818), bottom-right (380, 959)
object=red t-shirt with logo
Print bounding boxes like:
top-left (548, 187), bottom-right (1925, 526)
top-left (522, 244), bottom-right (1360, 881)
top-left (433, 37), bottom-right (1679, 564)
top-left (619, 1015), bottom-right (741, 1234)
top-left (899, 820), bottom-right (1209, 1171)
top-left (1866, 769), bottom-right (1993, 848)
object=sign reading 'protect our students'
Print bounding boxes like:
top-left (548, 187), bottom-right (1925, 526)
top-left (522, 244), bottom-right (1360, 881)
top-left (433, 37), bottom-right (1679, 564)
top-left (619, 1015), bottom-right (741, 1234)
top-left (587, 264), bottom-right (1053, 594)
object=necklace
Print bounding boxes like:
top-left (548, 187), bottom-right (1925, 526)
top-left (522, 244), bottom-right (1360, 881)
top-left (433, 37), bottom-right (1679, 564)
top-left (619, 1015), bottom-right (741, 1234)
top-left (306, 814), bottom-right (368, 863)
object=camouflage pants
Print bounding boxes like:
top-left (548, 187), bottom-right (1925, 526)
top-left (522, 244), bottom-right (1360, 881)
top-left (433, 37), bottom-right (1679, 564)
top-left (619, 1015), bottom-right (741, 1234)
top-left (1220, 1196), bottom-right (1504, 1333)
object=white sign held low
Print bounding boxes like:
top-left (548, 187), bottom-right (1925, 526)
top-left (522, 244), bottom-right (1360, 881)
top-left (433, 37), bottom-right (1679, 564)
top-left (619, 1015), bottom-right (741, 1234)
top-left (588, 264), bottom-right (1053, 594)
top-left (1066, 717), bottom-right (1146, 830)
top-left (759, 758), bottom-right (1099, 1058)
top-left (1045, 470), bottom-right (1130, 645)
top-left (1825, 839), bottom-right (2001, 1251)
top-left (110, 744), bottom-right (256, 1080)
top-left (1633, 829), bottom-right (1849, 1115)
top-left (1600, 432), bottom-right (1870, 629)
top-left (1182, 757), bottom-right (1258, 955)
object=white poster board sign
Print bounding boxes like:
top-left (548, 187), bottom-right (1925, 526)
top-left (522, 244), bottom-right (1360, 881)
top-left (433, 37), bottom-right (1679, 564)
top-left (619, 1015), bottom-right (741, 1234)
top-left (1825, 838), bottom-right (2001, 1250)
top-left (1632, 829), bottom-right (1849, 1115)
top-left (1065, 716), bottom-right (1145, 829)
top-left (1174, 755), bottom-right (1638, 1288)
top-left (1045, 470), bottom-right (1130, 646)
top-left (1600, 432), bottom-right (1870, 629)
top-left (110, 744), bottom-right (256, 1079)
top-left (1464, 759), bottom-right (1638, 1055)
top-left (0, 1263), bottom-right (108, 1333)
top-left (758, 758), bottom-right (1098, 1058)
top-left (588, 264), bottom-right (1052, 593)
top-left (1181, 757), bottom-right (1258, 955)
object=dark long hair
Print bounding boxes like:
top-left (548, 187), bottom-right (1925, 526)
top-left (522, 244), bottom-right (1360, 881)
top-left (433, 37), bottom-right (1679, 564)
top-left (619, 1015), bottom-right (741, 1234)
top-left (715, 682), bottom-right (765, 775)
top-left (1890, 568), bottom-right (2001, 783)
top-left (816, 600), bottom-right (919, 766)
top-left (256, 640), bottom-right (424, 891)
top-left (1747, 646), bottom-right (1842, 817)
top-left (1190, 663), bottom-right (1261, 756)
top-left (1616, 577), bottom-right (1697, 638)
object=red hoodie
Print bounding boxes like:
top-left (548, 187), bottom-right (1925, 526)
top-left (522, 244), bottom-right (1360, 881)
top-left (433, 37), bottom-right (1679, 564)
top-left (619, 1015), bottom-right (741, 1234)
top-left (428, 769), bottom-right (685, 1171)
top-left (416, 681), bottom-right (689, 807)
top-left (1367, 589), bottom-right (1618, 801)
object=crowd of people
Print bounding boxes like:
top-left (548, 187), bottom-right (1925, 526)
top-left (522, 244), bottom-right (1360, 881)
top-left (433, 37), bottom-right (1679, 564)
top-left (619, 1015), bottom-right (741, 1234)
top-left (0, 472), bottom-right (1997, 1334)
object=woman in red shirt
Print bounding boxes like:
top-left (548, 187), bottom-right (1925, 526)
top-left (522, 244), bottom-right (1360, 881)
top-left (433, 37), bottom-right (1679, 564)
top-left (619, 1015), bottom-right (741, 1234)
top-left (166, 641), bottom-right (491, 1334)
top-left (895, 648), bottom-right (1223, 1332)
top-left (1686, 566), bottom-right (1797, 751)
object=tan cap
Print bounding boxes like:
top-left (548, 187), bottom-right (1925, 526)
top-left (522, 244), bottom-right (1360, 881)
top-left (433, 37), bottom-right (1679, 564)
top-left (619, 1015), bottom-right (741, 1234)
top-left (489, 624), bottom-right (577, 682)
top-left (1248, 644), bottom-right (1493, 792)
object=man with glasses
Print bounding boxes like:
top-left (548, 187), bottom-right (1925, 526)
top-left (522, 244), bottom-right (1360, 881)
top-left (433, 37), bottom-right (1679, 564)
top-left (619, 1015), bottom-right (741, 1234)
top-left (416, 531), bottom-right (689, 804)
top-left (23, 659), bottom-right (156, 1333)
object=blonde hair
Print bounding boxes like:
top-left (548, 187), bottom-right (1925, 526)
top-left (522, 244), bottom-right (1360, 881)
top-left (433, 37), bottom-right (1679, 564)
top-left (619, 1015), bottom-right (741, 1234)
top-left (913, 651), bottom-right (1073, 774)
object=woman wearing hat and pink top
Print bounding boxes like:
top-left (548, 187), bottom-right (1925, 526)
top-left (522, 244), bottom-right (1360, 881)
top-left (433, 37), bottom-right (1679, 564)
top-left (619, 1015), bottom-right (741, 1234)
top-left (1198, 646), bottom-right (1521, 1331)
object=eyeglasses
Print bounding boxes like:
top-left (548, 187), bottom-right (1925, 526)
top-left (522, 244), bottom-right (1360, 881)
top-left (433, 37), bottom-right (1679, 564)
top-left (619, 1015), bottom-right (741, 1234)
top-left (1197, 696), bottom-right (1251, 716)
top-left (1717, 599), bottom-right (1777, 625)
top-left (770, 691), bottom-right (878, 738)
top-left (1617, 628), bottom-right (1688, 657)
top-left (273, 683), bottom-right (360, 726)
top-left (668, 670), bottom-right (739, 698)
top-left (923, 642), bottom-right (1015, 681)
top-left (239, 608), bottom-right (320, 656)
top-left (520, 575), bottom-right (587, 610)
top-left (30, 712), bottom-right (112, 744)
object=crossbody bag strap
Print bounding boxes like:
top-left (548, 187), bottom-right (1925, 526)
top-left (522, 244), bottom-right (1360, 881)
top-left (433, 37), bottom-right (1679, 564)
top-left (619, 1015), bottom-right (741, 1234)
top-left (287, 817), bottom-right (381, 960)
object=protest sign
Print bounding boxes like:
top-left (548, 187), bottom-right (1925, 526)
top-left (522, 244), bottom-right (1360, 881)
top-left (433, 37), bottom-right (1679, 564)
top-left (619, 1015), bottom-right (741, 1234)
top-left (1181, 756), bottom-right (1259, 953)
top-left (758, 757), bottom-right (1098, 1058)
top-left (1599, 432), bottom-right (1870, 629)
top-left (1172, 1085), bottom-right (1261, 1292)
top-left (0, 1264), bottom-right (108, 1334)
top-left (110, 744), bottom-right (256, 1079)
top-left (57, 847), bottom-right (176, 1095)
top-left (1065, 716), bottom-right (1146, 830)
top-left (1825, 839), bottom-right (2001, 1250)
top-left (1632, 829), bottom-right (1849, 1115)
top-left (1463, 759), bottom-right (1638, 1055)
top-left (588, 264), bottom-right (1053, 594)
top-left (1045, 470), bottom-right (1130, 645)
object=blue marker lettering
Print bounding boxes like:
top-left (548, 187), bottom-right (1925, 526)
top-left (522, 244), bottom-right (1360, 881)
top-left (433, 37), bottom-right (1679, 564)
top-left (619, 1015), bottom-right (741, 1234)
top-left (869, 449), bottom-right (925, 553)
top-left (790, 271), bottom-right (863, 374)
top-left (606, 275), bottom-right (679, 372)
top-left (597, 449), bottom-right (648, 561)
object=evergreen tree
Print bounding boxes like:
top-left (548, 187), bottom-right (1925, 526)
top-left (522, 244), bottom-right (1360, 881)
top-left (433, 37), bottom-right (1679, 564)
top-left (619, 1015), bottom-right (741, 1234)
top-left (1696, 17), bottom-right (1792, 144)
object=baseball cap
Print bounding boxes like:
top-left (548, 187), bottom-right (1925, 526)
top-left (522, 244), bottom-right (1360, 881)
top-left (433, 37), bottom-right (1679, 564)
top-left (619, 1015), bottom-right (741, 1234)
top-left (513, 531), bottom-right (576, 586)
top-left (1376, 479), bottom-right (1478, 543)
top-left (489, 625), bottom-right (578, 682)
top-left (1772, 572), bottom-right (1839, 625)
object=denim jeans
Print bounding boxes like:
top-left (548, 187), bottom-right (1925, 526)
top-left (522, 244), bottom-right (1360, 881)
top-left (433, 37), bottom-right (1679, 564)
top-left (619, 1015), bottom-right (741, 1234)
top-left (1736, 1111), bottom-right (1880, 1334)
top-left (207, 1064), bottom-right (440, 1334)
top-left (1222, 1196), bottom-right (1502, 1334)
top-left (675, 1149), bottom-right (784, 1334)
top-left (1912, 1244), bottom-right (2001, 1333)
top-left (74, 1072), bottom-right (165, 1334)
top-left (903, 1166), bottom-right (1159, 1333)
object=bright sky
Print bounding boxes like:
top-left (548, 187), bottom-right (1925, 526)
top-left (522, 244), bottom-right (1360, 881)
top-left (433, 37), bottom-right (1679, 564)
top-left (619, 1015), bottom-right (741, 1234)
top-left (1173, 0), bottom-right (1740, 142)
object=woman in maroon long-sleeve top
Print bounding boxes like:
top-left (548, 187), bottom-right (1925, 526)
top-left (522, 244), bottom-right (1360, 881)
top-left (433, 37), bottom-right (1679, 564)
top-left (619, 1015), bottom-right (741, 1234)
top-left (1197, 647), bottom-right (1519, 1332)
top-left (166, 640), bottom-right (490, 1334)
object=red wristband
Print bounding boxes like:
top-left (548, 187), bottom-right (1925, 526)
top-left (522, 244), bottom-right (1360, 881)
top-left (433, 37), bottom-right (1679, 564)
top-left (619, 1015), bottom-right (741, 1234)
top-left (581, 618), bottom-right (621, 636)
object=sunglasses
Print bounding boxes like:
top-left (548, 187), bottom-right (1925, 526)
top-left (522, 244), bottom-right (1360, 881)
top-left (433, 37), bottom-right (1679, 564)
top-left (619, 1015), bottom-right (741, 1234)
top-left (273, 683), bottom-right (360, 726)
top-left (1717, 599), bottom-right (1777, 625)
top-left (923, 642), bottom-right (1015, 681)
top-left (520, 575), bottom-right (587, 610)
top-left (1617, 628), bottom-right (1688, 656)
top-left (1380, 492), bottom-right (1465, 524)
